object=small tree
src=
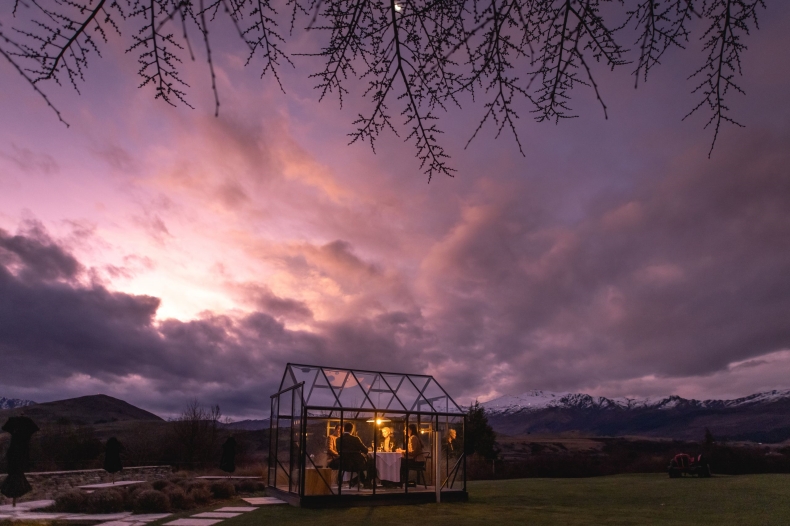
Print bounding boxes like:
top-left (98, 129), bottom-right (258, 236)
top-left (704, 428), bottom-right (715, 451)
top-left (103, 437), bottom-right (124, 482)
top-left (464, 401), bottom-right (498, 461)
top-left (172, 400), bottom-right (221, 470)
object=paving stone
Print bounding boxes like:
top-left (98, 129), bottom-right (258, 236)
top-left (165, 519), bottom-right (223, 526)
top-left (242, 498), bottom-right (286, 505)
top-left (125, 513), bottom-right (171, 522)
top-left (59, 512), bottom-right (133, 521)
top-left (9, 512), bottom-right (65, 520)
top-left (191, 512), bottom-right (241, 518)
top-left (0, 499), bottom-right (55, 511)
top-left (213, 507), bottom-right (257, 512)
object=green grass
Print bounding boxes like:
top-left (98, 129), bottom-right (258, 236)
top-left (219, 474), bottom-right (790, 526)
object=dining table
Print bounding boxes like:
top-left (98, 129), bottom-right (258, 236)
top-left (374, 451), bottom-right (402, 483)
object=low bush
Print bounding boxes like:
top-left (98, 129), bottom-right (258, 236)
top-left (210, 480), bottom-right (235, 499)
top-left (54, 490), bottom-right (87, 512)
top-left (181, 479), bottom-right (210, 493)
top-left (188, 487), bottom-right (212, 504)
top-left (164, 486), bottom-right (195, 510)
top-left (87, 489), bottom-right (125, 513)
top-left (151, 479), bottom-right (172, 491)
top-left (134, 490), bottom-right (171, 513)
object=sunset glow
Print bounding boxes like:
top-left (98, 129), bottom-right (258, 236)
top-left (1, 3), bottom-right (789, 420)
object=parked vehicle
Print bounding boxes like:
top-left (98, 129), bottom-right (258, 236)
top-left (668, 453), bottom-right (712, 478)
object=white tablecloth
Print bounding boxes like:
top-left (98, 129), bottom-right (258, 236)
top-left (375, 452), bottom-right (402, 482)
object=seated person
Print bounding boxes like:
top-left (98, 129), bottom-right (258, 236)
top-left (399, 424), bottom-right (426, 486)
top-left (337, 422), bottom-right (370, 485)
top-left (326, 424), bottom-right (341, 468)
top-left (380, 426), bottom-right (395, 452)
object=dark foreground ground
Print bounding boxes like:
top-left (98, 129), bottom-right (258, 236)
top-left (196, 474), bottom-right (789, 526)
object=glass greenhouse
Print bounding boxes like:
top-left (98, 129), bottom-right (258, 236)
top-left (268, 363), bottom-right (468, 507)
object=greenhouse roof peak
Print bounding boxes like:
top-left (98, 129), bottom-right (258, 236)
top-left (278, 363), bottom-right (464, 414)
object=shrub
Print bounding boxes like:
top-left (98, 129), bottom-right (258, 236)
top-left (164, 486), bottom-right (195, 510)
top-left (55, 490), bottom-right (87, 512)
top-left (87, 489), bottom-right (125, 513)
top-left (167, 473), bottom-right (187, 485)
top-left (134, 490), bottom-right (171, 513)
top-left (233, 479), bottom-right (264, 493)
top-left (210, 480), bottom-right (235, 499)
top-left (151, 479), bottom-right (173, 491)
top-left (181, 479), bottom-right (210, 492)
top-left (188, 487), bottom-right (212, 504)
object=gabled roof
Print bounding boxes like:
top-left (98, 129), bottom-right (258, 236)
top-left (278, 363), bottom-right (464, 414)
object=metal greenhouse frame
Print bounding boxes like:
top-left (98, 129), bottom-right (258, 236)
top-left (268, 363), bottom-right (468, 507)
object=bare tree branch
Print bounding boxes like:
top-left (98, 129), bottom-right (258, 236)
top-left (0, 0), bottom-right (769, 177)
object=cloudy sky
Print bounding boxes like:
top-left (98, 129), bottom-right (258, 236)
top-left (1, 2), bottom-right (789, 419)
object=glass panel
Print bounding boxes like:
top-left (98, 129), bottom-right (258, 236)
top-left (279, 365), bottom-right (298, 391)
top-left (422, 378), bottom-right (450, 413)
top-left (291, 366), bottom-right (319, 391)
top-left (280, 364), bottom-right (464, 413)
top-left (276, 419), bottom-right (291, 491)
top-left (323, 368), bottom-right (350, 390)
top-left (268, 396), bottom-right (278, 487)
top-left (394, 377), bottom-right (423, 412)
top-left (440, 416), bottom-right (464, 490)
top-left (367, 374), bottom-right (397, 411)
top-left (381, 374), bottom-right (409, 411)
top-left (304, 368), bottom-right (339, 409)
top-left (278, 391), bottom-right (293, 425)
top-left (290, 386), bottom-right (303, 494)
top-left (303, 417), bottom-right (337, 495)
top-left (336, 372), bottom-right (375, 410)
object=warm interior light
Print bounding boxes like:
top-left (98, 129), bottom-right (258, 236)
top-left (366, 417), bottom-right (391, 425)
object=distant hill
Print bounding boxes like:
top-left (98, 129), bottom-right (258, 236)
top-left (0, 397), bottom-right (36, 410)
top-left (0, 394), bottom-right (163, 426)
top-left (222, 419), bottom-right (269, 431)
top-left (483, 390), bottom-right (790, 443)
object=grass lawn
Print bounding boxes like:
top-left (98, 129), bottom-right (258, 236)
top-left (219, 474), bottom-right (790, 526)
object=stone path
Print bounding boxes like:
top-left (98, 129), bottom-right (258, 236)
top-left (161, 500), bottom-right (285, 526)
top-left (0, 496), bottom-right (286, 524)
top-left (0, 500), bottom-right (169, 524)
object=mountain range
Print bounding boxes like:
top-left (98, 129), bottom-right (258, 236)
top-left (482, 389), bottom-right (790, 443)
top-left (2, 388), bottom-right (788, 443)
top-left (0, 397), bottom-right (36, 410)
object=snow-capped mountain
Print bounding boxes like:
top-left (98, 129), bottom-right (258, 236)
top-left (0, 397), bottom-right (36, 410)
top-left (482, 389), bottom-right (790, 415)
top-left (481, 389), bottom-right (790, 442)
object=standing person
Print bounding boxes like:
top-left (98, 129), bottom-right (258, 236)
top-left (220, 437), bottom-right (237, 476)
top-left (0, 415), bottom-right (39, 507)
top-left (444, 429), bottom-right (457, 454)
top-left (399, 424), bottom-right (425, 487)
top-left (103, 437), bottom-right (124, 483)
